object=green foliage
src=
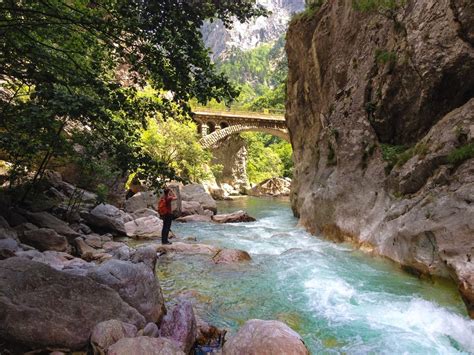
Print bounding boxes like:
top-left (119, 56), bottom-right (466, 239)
top-left (241, 133), bottom-right (293, 184)
top-left (381, 143), bottom-right (429, 173)
top-left (375, 49), bottom-right (397, 65)
top-left (291, 0), bottom-right (325, 22)
top-left (327, 143), bottom-right (337, 166)
top-left (140, 117), bottom-right (212, 184)
top-left (353, 0), bottom-right (405, 12)
top-left (447, 143), bottom-right (474, 165)
top-left (95, 184), bottom-right (109, 205)
top-left (0, 0), bottom-right (265, 198)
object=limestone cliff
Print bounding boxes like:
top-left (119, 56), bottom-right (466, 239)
top-left (286, 0), bottom-right (474, 317)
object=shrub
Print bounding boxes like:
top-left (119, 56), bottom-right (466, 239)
top-left (447, 143), bottom-right (474, 165)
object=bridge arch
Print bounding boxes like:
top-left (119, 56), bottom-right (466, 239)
top-left (199, 124), bottom-right (289, 149)
top-left (207, 121), bottom-right (216, 133)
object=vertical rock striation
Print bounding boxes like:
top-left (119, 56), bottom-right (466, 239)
top-left (286, 0), bottom-right (474, 317)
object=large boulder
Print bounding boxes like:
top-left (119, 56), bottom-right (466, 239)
top-left (180, 200), bottom-right (204, 216)
top-left (14, 250), bottom-right (93, 275)
top-left (248, 177), bottom-right (291, 197)
top-left (19, 228), bottom-right (68, 252)
top-left (222, 319), bottom-right (309, 355)
top-left (125, 191), bottom-right (158, 213)
top-left (0, 257), bottom-right (145, 351)
top-left (25, 211), bottom-right (80, 239)
top-left (131, 208), bottom-right (159, 220)
top-left (155, 242), bottom-right (220, 256)
top-left (0, 238), bottom-right (19, 259)
top-left (87, 259), bottom-right (166, 323)
top-left (90, 319), bottom-right (137, 355)
top-left (175, 214), bottom-right (213, 223)
top-left (212, 249), bottom-right (251, 264)
top-left (181, 184), bottom-right (217, 214)
top-left (212, 210), bottom-right (256, 223)
top-left (159, 299), bottom-right (197, 354)
top-left (125, 215), bottom-right (163, 239)
top-left (84, 204), bottom-right (133, 235)
top-left (107, 336), bottom-right (185, 355)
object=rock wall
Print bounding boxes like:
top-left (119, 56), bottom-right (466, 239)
top-left (286, 0), bottom-right (474, 316)
top-left (211, 135), bottom-right (250, 193)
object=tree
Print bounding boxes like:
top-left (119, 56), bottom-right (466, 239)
top-left (140, 116), bottom-right (212, 184)
top-left (0, 0), bottom-right (266, 198)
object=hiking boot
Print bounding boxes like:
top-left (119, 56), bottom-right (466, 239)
top-left (162, 241), bottom-right (172, 245)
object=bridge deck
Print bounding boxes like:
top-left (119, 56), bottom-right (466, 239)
top-left (193, 110), bottom-right (285, 122)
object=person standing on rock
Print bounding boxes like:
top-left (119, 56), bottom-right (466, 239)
top-left (158, 187), bottom-right (177, 245)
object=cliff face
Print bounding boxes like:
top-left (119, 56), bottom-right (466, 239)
top-left (202, 0), bottom-right (304, 60)
top-left (286, 0), bottom-right (474, 317)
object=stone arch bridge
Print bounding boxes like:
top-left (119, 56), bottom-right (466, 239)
top-left (193, 111), bottom-right (288, 148)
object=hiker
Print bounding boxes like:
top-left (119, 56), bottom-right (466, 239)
top-left (158, 187), bottom-right (177, 245)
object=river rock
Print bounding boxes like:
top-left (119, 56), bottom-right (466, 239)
top-left (15, 249), bottom-right (94, 274)
top-left (107, 336), bottom-right (185, 355)
top-left (142, 322), bottom-right (160, 338)
top-left (0, 238), bottom-right (19, 259)
top-left (90, 319), bottom-right (137, 355)
top-left (196, 316), bottom-right (226, 348)
top-left (160, 299), bottom-right (197, 354)
top-left (87, 259), bottom-right (166, 323)
top-left (212, 248), bottom-right (251, 264)
top-left (155, 242), bottom-right (220, 256)
top-left (19, 228), bottom-right (69, 252)
top-left (83, 234), bottom-right (103, 248)
top-left (0, 257), bottom-right (145, 350)
top-left (125, 215), bottom-right (163, 239)
top-left (131, 208), bottom-right (159, 220)
top-left (222, 319), bottom-right (309, 355)
top-left (131, 244), bottom-right (159, 271)
top-left (180, 200), bottom-right (204, 216)
top-left (181, 184), bottom-right (217, 214)
top-left (248, 177), bottom-right (291, 197)
top-left (212, 210), bottom-right (256, 223)
top-left (75, 237), bottom-right (100, 261)
top-left (84, 204), bottom-right (132, 235)
top-left (25, 211), bottom-right (80, 239)
top-left (125, 191), bottom-right (158, 213)
top-left (175, 214), bottom-right (213, 223)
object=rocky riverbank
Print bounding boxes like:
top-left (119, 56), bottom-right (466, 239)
top-left (0, 172), bottom-right (309, 354)
top-left (286, 1), bottom-right (474, 317)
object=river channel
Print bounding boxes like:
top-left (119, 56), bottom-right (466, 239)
top-left (156, 197), bottom-right (474, 354)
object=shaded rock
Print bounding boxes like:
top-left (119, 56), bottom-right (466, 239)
top-left (125, 215), bottom-right (163, 239)
top-left (143, 322), bottom-right (159, 338)
top-left (90, 319), bottom-right (137, 355)
top-left (212, 249), bottom-right (251, 264)
top-left (20, 228), bottom-right (68, 252)
top-left (181, 184), bottom-right (217, 214)
top-left (0, 226), bottom-right (18, 242)
top-left (26, 211), bottom-right (80, 239)
top-left (180, 200), bottom-right (204, 216)
top-left (84, 234), bottom-right (103, 248)
top-left (131, 208), bottom-right (159, 220)
top-left (248, 177), bottom-right (291, 197)
top-left (212, 210), bottom-right (256, 223)
top-left (0, 216), bottom-right (10, 228)
top-left (103, 241), bottom-right (125, 251)
top-left (15, 249), bottom-right (94, 274)
top-left (196, 316), bottom-right (226, 348)
top-left (222, 319), bottom-right (309, 355)
top-left (175, 214), bottom-right (213, 223)
top-left (0, 257), bottom-right (145, 350)
top-left (131, 244), bottom-right (158, 271)
top-left (160, 300), bottom-right (197, 354)
top-left (107, 336), bottom-right (185, 355)
top-left (14, 222), bottom-right (39, 235)
top-left (0, 238), bottom-right (19, 259)
top-left (75, 237), bottom-right (100, 261)
top-left (84, 204), bottom-right (132, 235)
top-left (87, 259), bottom-right (166, 323)
top-left (125, 191), bottom-right (158, 213)
top-left (155, 242), bottom-right (220, 256)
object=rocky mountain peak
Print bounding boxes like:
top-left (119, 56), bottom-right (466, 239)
top-left (202, 0), bottom-right (305, 60)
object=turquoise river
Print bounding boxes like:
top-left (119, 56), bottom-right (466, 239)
top-left (156, 197), bottom-right (474, 354)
